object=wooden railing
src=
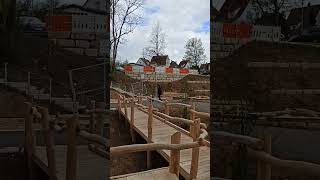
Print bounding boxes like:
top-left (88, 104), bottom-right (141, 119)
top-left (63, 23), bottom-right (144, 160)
top-left (112, 87), bottom-right (320, 179)
top-left (24, 102), bottom-right (109, 180)
top-left (212, 130), bottom-right (320, 179)
top-left (110, 131), bottom-right (205, 177)
top-left (113, 88), bottom-right (209, 179)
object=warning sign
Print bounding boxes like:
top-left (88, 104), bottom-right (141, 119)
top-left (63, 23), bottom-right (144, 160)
top-left (45, 15), bottom-right (72, 32)
top-left (144, 66), bottom-right (155, 73)
top-left (223, 23), bottom-right (252, 38)
top-left (180, 68), bottom-right (189, 74)
top-left (166, 67), bottom-right (173, 74)
top-left (125, 65), bottom-right (133, 73)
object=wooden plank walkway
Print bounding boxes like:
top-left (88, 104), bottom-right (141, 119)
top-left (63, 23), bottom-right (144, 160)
top-left (120, 107), bottom-right (210, 180)
top-left (111, 167), bottom-right (178, 180)
top-left (33, 145), bottom-right (108, 180)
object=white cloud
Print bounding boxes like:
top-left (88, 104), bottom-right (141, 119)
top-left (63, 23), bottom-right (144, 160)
top-left (117, 0), bottom-right (210, 64)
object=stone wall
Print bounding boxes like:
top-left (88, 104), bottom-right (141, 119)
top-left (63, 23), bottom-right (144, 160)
top-left (48, 32), bottom-right (108, 57)
top-left (126, 73), bottom-right (188, 82)
top-left (212, 41), bottom-right (320, 112)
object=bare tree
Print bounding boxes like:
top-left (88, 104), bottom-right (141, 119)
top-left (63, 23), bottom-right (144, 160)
top-left (183, 38), bottom-right (206, 70)
top-left (111, 0), bottom-right (144, 68)
top-left (249, 0), bottom-right (291, 25)
top-left (144, 21), bottom-right (166, 58)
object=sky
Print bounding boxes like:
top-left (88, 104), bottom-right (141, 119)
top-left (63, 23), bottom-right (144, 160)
top-left (116, 0), bottom-right (210, 63)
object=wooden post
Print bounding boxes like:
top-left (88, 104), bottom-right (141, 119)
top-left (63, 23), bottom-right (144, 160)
top-left (66, 115), bottom-right (78, 180)
top-left (124, 96), bottom-right (128, 118)
top-left (89, 100), bottom-right (96, 133)
top-left (189, 103), bottom-right (196, 137)
top-left (169, 132), bottom-right (181, 176)
top-left (24, 103), bottom-right (35, 180)
top-left (95, 102), bottom-right (104, 137)
top-left (264, 134), bottom-right (272, 180)
top-left (39, 107), bottom-right (57, 180)
top-left (165, 100), bottom-right (170, 115)
top-left (190, 118), bottom-right (200, 179)
top-left (130, 98), bottom-right (136, 143)
top-left (257, 160), bottom-right (263, 180)
top-left (147, 97), bottom-right (153, 169)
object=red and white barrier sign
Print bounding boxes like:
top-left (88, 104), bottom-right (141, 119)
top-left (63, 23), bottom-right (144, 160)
top-left (45, 15), bottom-right (107, 33)
top-left (124, 65), bottom-right (133, 73)
top-left (223, 23), bottom-right (252, 38)
top-left (144, 66), bottom-right (155, 73)
top-left (45, 15), bottom-right (72, 32)
top-left (166, 67), bottom-right (173, 74)
top-left (179, 68), bottom-right (189, 74)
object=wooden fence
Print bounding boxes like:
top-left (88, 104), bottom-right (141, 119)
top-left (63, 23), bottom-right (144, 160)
top-left (112, 87), bottom-right (210, 179)
top-left (24, 102), bottom-right (109, 180)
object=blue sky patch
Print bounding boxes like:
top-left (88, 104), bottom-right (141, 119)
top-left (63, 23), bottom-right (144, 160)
top-left (195, 20), bottom-right (210, 33)
top-left (144, 6), bottom-right (160, 14)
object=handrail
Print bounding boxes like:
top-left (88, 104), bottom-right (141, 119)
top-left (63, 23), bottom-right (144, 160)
top-left (153, 111), bottom-right (208, 130)
top-left (153, 111), bottom-right (195, 126)
top-left (190, 109), bottom-right (210, 120)
top-left (212, 131), bottom-right (264, 150)
top-left (167, 102), bottom-right (192, 108)
top-left (248, 148), bottom-right (320, 176)
top-left (78, 130), bottom-right (108, 150)
top-left (110, 142), bottom-right (200, 156)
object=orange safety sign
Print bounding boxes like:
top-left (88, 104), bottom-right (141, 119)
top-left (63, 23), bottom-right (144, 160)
top-left (124, 65), bottom-right (133, 73)
top-left (166, 67), bottom-right (173, 74)
top-left (180, 68), bottom-right (189, 74)
top-left (45, 15), bottom-right (72, 32)
top-left (144, 66), bottom-right (155, 73)
top-left (223, 23), bottom-right (252, 38)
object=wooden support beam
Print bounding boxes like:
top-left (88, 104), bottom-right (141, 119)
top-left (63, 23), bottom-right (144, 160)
top-left (169, 132), bottom-right (181, 176)
top-left (66, 115), bottom-right (78, 180)
top-left (190, 103), bottom-right (196, 135)
top-left (89, 100), bottom-right (95, 134)
top-left (165, 100), bottom-right (170, 115)
top-left (264, 134), bottom-right (272, 180)
top-left (190, 118), bottom-right (200, 179)
top-left (95, 102), bottom-right (104, 137)
top-left (130, 98), bottom-right (136, 143)
top-left (39, 107), bottom-right (57, 180)
top-left (24, 102), bottom-right (34, 180)
top-left (124, 97), bottom-right (128, 118)
top-left (147, 97), bottom-right (153, 169)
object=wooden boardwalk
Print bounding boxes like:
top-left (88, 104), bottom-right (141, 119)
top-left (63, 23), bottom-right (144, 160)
top-left (120, 107), bottom-right (210, 180)
top-left (111, 167), bottom-right (178, 180)
top-left (33, 145), bottom-right (108, 180)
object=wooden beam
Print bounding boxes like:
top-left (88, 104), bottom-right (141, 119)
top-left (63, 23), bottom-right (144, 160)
top-left (147, 97), bottom-right (153, 169)
top-left (264, 135), bottom-right (271, 180)
top-left (169, 132), bottom-right (181, 176)
top-left (110, 142), bottom-right (200, 155)
top-left (66, 115), bottom-right (78, 180)
top-left (38, 107), bottom-right (57, 180)
top-left (190, 118), bottom-right (201, 179)
top-left (212, 131), bottom-right (264, 150)
top-left (24, 102), bottom-right (34, 180)
top-left (130, 98), bottom-right (136, 143)
top-left (248, 148), bottom-right (320, 177)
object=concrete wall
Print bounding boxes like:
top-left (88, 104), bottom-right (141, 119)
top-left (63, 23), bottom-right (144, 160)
top-left (49, 32), bottom-right (108, 57)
